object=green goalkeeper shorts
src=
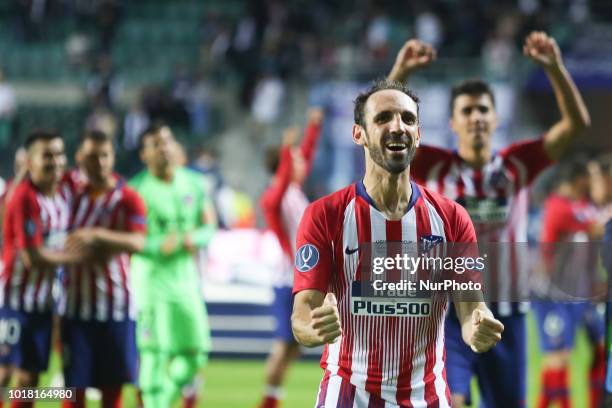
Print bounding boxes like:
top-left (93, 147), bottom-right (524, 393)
top-left (136, 300), bottom-right (211, 353)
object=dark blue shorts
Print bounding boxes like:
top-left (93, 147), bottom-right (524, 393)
top-left (533, 302), bottom-right (604, 352)
top-left (0, 307), bottom-right (52, 372)
top-left (61, 318), bottom-right (137, 388)
top-left (272, 286), bottom-right (296, 343)
top-left (445, 306), bottom-right (526, 408)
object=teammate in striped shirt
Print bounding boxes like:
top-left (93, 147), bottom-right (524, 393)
top-left (259, 108), bottom-right (323, 408)
top-left (534, 158), bottom-right (606, 408)
top-left (292, 79), bottom-right (504, 407)
top-left (58, 130), bottom-right (146, 408)
top-left (388, 32), bottom-right (591, 407)
top-left (0, 131), bottom-right (89, 402)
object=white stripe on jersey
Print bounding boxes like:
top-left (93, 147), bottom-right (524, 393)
top-left (23, 266), bottom-right (40, 313)
top-left (36, 272), bottom-right (52, 312)
top-left (442, 162), bottom-right (461, 199)
top-left (95, 264), bottom-right (108, 321)
top-left (322, 374), bottom-right (343, 407)
top-left (109, 258), bottom-right (125, 321)
top-left (9, 261), bottom-right (24, 310)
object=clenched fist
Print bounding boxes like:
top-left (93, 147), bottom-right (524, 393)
top-left (389, 39), bottom-right (437, 82)
top-left (466, 309), bottom-right (504, 353)
top-left (309, 293), bottom-right (342, 345)
top-left (523, 31), bottom-right (562, 69)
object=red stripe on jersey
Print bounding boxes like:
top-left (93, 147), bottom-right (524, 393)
top-left (442, 346), bottom-right (451, 405)
top-left (317, 370), bottom-right (331, 407)
top-left (473, 169), bottom-right (485, 198)
top-left (455, 167), bottom-right (465, 202)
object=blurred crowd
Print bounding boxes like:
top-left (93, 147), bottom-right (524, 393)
top-left (1, 0), bottom-right (611, 218)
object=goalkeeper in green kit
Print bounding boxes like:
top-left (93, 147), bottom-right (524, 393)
top-left (129, 123), bottom-right (216, 408)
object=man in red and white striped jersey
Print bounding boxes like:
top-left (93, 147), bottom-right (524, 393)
top-left (388, 32), bottom-right (590, 407)
top-left (59, 130), bottom-right (146, 408)
top-left (0, 130), bottom-right (90, 401)
top-left (258, 108), bottom-right (323, 408)
top-left (292, 79), bottom-right (504, 407)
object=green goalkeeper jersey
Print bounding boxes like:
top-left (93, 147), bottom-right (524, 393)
top-left (129, 166), bottom-right (215, 305)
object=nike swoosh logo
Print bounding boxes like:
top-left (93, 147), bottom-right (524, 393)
top-left (345, 246), bottom-right (359, 255)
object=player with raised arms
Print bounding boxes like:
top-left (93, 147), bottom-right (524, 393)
top-left (258, 108), bottom-right (323, 408)
top-left (291, 78), bottom-right (504, 407)
top-left (387, 31), bottom-right (590, 407)
top-left (129, 123), bottom-right (216, 408)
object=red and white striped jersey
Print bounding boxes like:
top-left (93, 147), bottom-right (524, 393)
top-left (293, 181), bottom-right (476, 407)
top-left (1, 178), bottom-right (71, 313)
top-left (411, 139), bottom-right (553, 316)
top-left (58, 177), bottom-right (146, 321)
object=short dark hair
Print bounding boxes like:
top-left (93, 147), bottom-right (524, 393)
top-left (24, 129), bottom-right (62, 150)
top-left (265, 145), bottom-right (281, 174)
top-left (354, 78), bottom-right (419, 128)
top-left (138, 121), bottom-right (169, 152)
top-left (450, 79), bottom-right (496, 114)
top-left (79, 129), bottom-right (112, 146)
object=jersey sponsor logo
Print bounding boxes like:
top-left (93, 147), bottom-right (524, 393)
top-left (25, 219), bottom-right (37, 237)
top-left (351, 297), bottom-right (431, 316)
top-left (345, 246), bottom-right (359, 255)
top-left (295, 244), bottom-right (319, 272)
top-left (463, 197), bottom-right (510, 223)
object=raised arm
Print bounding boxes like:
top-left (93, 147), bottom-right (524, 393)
top-left (388, 39), bottom-right (437, 83)
top-left (260, 127), bottom-right (298, 210)
top-left (300, 108), bottom-right (324, 169)
top-left (523, 31), bottom-right (591, 160)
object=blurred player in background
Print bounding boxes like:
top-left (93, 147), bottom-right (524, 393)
top-left (0, 147), bottom-right (28, 229)
top-left (292, 79), bottom-right (504, 407)
top-left (388, 31), bottom-right (590, 407)
top-left (0, 131), bottom-right (90, 405)
top-left (130, 123), bottom-right (216, 408)
top-left (58, 130), bottom-right (146, 408)
top-left (534, 157), bottom-right (606, 408)
top-left (258, 108), bottom-right (323, 408)
top-left (604, 215), bottom-right (612, 406)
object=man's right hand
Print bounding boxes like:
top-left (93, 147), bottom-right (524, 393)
top-left (389, 39), bottom-right (437, 82)
top-left (309, 293), bottom-right (342, 345)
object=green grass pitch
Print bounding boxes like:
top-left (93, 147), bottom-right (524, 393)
top-left (32, 312), bottom-right (592, 407)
